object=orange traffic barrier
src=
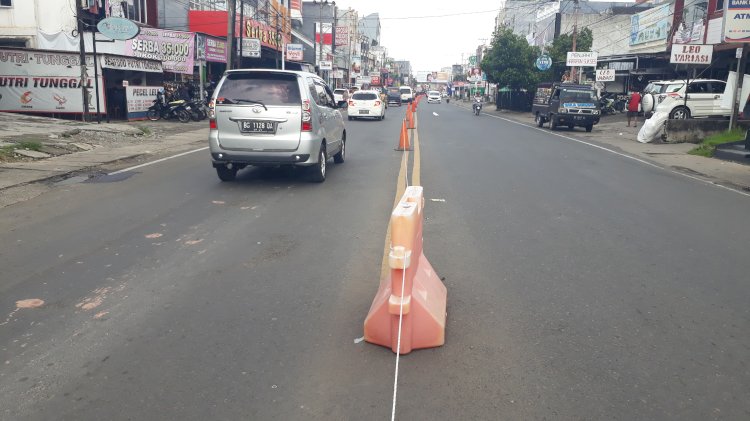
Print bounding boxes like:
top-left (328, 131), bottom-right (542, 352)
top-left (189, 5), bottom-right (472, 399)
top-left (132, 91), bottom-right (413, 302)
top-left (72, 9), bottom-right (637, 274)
top-left (396, 118), bottom-right (410, 151)
top-left (364, 186), bottom-right (447, 354)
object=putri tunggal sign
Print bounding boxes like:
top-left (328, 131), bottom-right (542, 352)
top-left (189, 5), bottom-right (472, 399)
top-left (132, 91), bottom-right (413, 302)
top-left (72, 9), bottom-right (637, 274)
top-left (0, 48), bottom-right (106, 114)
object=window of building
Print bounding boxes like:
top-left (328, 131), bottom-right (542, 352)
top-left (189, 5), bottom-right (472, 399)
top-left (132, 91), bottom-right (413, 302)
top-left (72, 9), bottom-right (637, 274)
top-left (716, 0), bottom-right (724, 11)
top-left (189, 0), bottom-right (228, 11)
top-left (108, 1), bottom-right (147, 24)
top-left (0, 0), bottom-right (12, 7)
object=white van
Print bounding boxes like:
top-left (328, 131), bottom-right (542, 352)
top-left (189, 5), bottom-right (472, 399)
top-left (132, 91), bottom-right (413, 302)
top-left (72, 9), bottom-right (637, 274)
top-left (399, 86), bottom-right (413, 103)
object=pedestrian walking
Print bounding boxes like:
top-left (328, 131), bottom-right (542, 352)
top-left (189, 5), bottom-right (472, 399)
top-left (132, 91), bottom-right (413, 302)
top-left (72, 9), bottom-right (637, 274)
top-left (627, 88), bottom-right (641, 127)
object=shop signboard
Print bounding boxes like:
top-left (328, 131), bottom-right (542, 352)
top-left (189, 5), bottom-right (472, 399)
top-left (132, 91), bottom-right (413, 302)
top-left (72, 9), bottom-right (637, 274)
top-left (0, 48), bottom-right (105, 114)
top-left (724, 0), bottom-right (750, 43)
top-left (335, 26), bottom-right (348, 46)
top-left (126, 85), bottom-right (160, 120)
top-left (566, 52), bottom-right (598, 66)
top-left (99, 55), bottom-right (163, 73)
top-left (319, 60), bottom-right (333, 70)
top-left (205, 36), bottom-right (227, 63)
top-left (125, 28), bottom-right (195, 74)
top-left (331, 69), bottom-right (344, 79)
top-left (286, 44), bottom-right (303, 61)
top-left (670, 44), bottom-right (713, 64)
top-left (630, 4), bottom-right (670, 46)
top-left (240, 38), bottom-right (261, 58)
top-left (596, 69), bottom-right (616, 81)
top-left (351, 55), bottom-right (362, 74)
top-left (97, 17), bottom-right (140, 41)
top-left (241, 19), bottom-right (289, 51)
top-left (536, 54), bottom-right (552, 71)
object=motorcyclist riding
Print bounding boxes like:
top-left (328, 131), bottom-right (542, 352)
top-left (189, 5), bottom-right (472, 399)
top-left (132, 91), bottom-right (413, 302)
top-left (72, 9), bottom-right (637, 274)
top-left (472, 93), bottom-right (483, 115)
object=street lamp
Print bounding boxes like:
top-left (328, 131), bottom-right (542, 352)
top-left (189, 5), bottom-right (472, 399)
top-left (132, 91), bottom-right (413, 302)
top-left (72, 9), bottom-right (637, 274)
top-left (313, 0), bottom-right (335, 78)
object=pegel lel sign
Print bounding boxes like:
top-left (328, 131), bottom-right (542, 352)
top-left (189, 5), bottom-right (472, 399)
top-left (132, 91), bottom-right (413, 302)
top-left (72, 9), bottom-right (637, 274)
top-left (97, 17), bottom-right (140, 41)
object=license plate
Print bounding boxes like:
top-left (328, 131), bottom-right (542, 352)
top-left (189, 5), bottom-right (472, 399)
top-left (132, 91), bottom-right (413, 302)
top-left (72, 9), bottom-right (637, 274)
top-left (240, 120), bottom-right (276, 134)
top-left (360, 110), bottom-right (369, 114)
top-left (574, 116), bottom-right (585, 120)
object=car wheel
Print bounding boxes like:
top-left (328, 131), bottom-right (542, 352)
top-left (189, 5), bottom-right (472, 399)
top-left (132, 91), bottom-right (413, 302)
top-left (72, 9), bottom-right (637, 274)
top-left (670, 106), bottom-right (690, 119)
top-left (216, 166), bottom-right (237, 182)
top-left (334, 138), bottom-right (345, 164)
top-left (310, 144), bottom-right (326, 183)
top-left (567, 124), bottom-right (575, 129)
top-left (585, 125), bottom-right (593, 132)
top-left (348, 116), bottom-right (353, 121)
top-left (535, 113), bottom-right (544, 127)
top-left (550, 115), bottom-right (558, 130)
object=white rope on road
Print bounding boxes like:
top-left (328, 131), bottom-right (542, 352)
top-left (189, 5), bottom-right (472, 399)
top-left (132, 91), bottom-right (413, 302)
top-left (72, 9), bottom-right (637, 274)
top-left (392, 133), bottom-right (412, 421)
top-left (391, 262), bottom-right (407, 421)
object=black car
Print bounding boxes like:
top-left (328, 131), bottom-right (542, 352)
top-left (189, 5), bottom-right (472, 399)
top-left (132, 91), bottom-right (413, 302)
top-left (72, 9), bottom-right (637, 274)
top-left (386, 87), bottom-right (402, 106)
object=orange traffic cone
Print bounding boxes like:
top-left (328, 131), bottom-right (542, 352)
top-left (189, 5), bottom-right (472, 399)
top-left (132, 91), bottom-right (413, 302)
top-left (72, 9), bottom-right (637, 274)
top-left (396, 119), bottom-right (410, 151)
top-left (406, 108), bottom-right (415, 129)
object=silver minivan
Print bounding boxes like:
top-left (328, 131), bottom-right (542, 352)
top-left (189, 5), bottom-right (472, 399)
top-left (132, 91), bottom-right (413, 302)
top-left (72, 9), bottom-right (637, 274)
top-left (208, 69), bottom-right (346, 182)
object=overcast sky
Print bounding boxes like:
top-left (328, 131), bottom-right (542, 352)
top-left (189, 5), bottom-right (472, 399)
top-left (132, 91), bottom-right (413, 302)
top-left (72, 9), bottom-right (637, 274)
top-left (332, 0), bottom-right (501, 72)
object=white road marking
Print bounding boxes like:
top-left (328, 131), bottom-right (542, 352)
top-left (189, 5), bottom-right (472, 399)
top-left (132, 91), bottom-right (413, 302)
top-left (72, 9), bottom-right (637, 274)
top-left (108, 147), bottom-right (209, 175)
top-left (485, 113), bottom-right (750, 198)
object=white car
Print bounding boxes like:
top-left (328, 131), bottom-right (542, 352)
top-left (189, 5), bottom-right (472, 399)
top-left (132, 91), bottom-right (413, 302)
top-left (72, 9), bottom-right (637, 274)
top-left (399, 86), bottom-right (413, 103)
top-left (427, 91), bottom-right (441, 103)
top-left (653, 78), bottom-right (731, 119)
top-left (347, 90), bottom-right (386, 120)
top-left (333, 88), bottom-right (348, 107)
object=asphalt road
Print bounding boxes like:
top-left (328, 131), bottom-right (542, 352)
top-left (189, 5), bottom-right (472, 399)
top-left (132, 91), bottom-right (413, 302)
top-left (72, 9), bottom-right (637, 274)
top-left (1, 102), bottom-right (749, 420)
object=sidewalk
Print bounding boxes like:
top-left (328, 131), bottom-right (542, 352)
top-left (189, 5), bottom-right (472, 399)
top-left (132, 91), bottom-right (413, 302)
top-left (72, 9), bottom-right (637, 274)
top-left (453, 100), bottom-right (750, 192)
top-left (0, 112), bottom-right (208, 207)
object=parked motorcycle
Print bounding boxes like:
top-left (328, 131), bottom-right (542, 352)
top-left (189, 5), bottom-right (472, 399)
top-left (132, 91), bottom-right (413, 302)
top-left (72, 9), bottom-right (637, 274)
top-left (187, 98), bottom-right (208, 121)
top-left (472, 98), bottom-right (482, 115)
top-left (147, 99), bottom-right (191, 123)
top-left (599, 95), bottom-right (617, 116)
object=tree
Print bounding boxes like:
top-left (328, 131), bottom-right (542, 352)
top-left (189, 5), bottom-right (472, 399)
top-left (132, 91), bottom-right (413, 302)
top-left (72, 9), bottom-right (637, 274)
top-left (481, 27), bottom-right (539, 92)
top-left (545, 27), bottom-right (593, 82)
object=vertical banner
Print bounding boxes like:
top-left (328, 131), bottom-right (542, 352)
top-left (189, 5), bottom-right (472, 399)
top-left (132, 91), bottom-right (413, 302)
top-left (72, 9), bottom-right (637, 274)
top-left (316, 23), bottom-right (333, 45)
top-left (335, 26), bottom-right (349, 46)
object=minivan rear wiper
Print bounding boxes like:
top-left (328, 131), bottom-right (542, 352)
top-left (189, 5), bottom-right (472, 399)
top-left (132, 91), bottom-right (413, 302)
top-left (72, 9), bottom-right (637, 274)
top-left (229, 99), bottom-right (268, 110)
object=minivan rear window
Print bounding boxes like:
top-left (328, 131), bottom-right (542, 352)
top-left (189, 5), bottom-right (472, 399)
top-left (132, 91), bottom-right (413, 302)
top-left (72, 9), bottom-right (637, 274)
top-left (216, 72), bottom-right (301, 106)
top-left (400, 88), bottom-right (411, 94)
top-left (353, 92), bottom-right (378, 100)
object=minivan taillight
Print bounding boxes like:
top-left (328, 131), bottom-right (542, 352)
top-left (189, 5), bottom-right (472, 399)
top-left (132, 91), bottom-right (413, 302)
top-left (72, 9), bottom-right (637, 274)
top-left (375, 101), bottom-right (381, 106)
top-left (209, 118), bottom-right (217, 130)
top-left (348, 100), bottom-right (354, 106)
top-left (302, 100), bottom-right (312, 132)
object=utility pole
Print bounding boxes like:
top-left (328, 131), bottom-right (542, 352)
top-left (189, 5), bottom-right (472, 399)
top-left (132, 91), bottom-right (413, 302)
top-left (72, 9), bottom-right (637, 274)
top-left (76, 4), bottom-right (90, 122)
top-left (227, 0), bottom-right (236, 70)
top-left (570, 0), bottom-right (579, 83)
top-left (729, 44), bottom-right (748, 130)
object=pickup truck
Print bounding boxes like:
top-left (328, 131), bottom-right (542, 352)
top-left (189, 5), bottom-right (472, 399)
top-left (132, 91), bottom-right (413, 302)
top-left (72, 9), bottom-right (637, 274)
top-left (531, 83), bottom-right (601, 132)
